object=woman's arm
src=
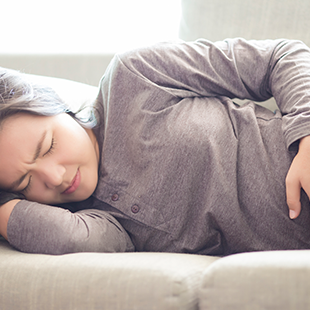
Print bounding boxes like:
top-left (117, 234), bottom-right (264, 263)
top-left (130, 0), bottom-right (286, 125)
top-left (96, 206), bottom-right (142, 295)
top-left (0, 200), bottom-right (134, 254)
top-left (117, 38), bottom-right (310, 147)
top-left (114, 38), bottom-right (310, 218)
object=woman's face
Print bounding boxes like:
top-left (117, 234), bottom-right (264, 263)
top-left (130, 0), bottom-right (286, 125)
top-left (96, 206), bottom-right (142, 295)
top-left (0, 113), bottom-right (100, 205)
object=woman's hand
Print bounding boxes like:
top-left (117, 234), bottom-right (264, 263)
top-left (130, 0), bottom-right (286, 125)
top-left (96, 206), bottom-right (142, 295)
top-left (0, 199), bottom-right (20, 240)
top-left (286, 135), bottom-right (310, 219)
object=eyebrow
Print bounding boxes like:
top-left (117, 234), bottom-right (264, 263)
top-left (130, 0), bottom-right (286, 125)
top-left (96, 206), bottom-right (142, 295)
top-left (8, 130), bottom-right (47, 192)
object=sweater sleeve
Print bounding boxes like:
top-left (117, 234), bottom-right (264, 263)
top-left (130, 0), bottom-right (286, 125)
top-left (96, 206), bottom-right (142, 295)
top-left (116, 38), bottom-right (310, 148)
top-left (7, 200), bottom-right (135, 254)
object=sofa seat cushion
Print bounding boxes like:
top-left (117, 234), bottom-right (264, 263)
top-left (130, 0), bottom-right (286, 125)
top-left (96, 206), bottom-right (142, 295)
top-left (200, 250), bottom-right (310, 310)
top-left (0, 238), bottom-right (219, 310)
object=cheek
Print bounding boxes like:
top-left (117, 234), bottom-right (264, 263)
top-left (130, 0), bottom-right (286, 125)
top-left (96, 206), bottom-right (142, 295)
top-left (62, 125), bottom-right (93, 154)
top-left (54, 131), bottom-right (86, 163)
top-left (25, 182), bottom-right (53, 203)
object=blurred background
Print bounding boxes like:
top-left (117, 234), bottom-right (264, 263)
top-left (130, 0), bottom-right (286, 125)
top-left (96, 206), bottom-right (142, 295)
top-left (0, 0), bottom-right (181, 85)
top-left (1, 0), bottom-right (181, 54)
top-left (2, 0), bottom-right (309, 94)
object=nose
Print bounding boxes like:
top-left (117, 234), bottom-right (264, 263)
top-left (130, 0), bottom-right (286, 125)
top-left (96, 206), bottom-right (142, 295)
top-left (36, 162), bottom-right (66, 189)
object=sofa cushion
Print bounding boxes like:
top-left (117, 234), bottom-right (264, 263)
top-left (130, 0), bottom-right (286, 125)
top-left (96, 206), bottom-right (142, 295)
top-left (0, 238), bottom-right (219, 310)
top-left (0, 53), bottom-right (114, 86)
top-left (179, 0), bottom-right (310, 47)
top-left (200, 250), bottom-right (310, 310)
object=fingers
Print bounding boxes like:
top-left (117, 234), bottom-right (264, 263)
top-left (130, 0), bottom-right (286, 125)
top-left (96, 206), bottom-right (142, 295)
top-left (285, 135), bottom-right (310, 219)
top-left (285, 175), bottom-right (302, 219)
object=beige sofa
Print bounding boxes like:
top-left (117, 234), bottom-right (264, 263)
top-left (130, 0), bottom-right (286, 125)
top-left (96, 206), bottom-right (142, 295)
top-left (1, 1), bottom-right (310, 309)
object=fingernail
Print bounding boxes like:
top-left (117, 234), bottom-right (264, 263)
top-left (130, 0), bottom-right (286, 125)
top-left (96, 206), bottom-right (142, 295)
top-left (289, 210), bottom-right (297, 219)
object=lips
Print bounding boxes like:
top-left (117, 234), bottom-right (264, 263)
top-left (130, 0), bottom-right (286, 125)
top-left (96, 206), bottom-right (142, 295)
top-left (62, 169), bottom-right (81, 195)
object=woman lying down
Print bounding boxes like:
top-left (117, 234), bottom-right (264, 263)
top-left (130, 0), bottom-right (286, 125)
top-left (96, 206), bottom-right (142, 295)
top-left (0, 37), bottom-right (310, 256)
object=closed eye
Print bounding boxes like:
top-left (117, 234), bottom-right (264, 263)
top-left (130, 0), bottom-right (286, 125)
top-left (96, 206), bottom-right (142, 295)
top-left (21, 176), bottom-right (32, 194)
top-left (19, 138), bottom-right (55, 194)
top-left (43, 138), bottom-right (55, 157)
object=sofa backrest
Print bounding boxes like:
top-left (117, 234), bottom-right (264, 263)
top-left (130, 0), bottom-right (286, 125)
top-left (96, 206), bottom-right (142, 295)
top-left (179, 0), bottom-right (310, 46)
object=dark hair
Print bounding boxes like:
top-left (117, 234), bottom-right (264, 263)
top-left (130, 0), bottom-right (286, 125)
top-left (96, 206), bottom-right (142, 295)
top-left (0, 67), bottom-right (96, 127)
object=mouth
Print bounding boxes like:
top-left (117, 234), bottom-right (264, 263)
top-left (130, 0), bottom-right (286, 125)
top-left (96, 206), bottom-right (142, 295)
top-left (62, 169), bottom-right (81, 195)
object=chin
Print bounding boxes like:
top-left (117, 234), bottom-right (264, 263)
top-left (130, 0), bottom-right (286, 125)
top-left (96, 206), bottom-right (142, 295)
top-left (69, 185), bottom-right (97, 203)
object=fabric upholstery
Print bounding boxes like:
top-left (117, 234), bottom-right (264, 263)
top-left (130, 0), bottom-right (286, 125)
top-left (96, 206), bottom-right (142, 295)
top-left (0, 53), bottom-right (114, 86)
top-left (200, 250), bottom-right (310, 310)
top-left (0, 238), bottom-right (218, 310)
top-left (179, 0), bottom-right (310, 46)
